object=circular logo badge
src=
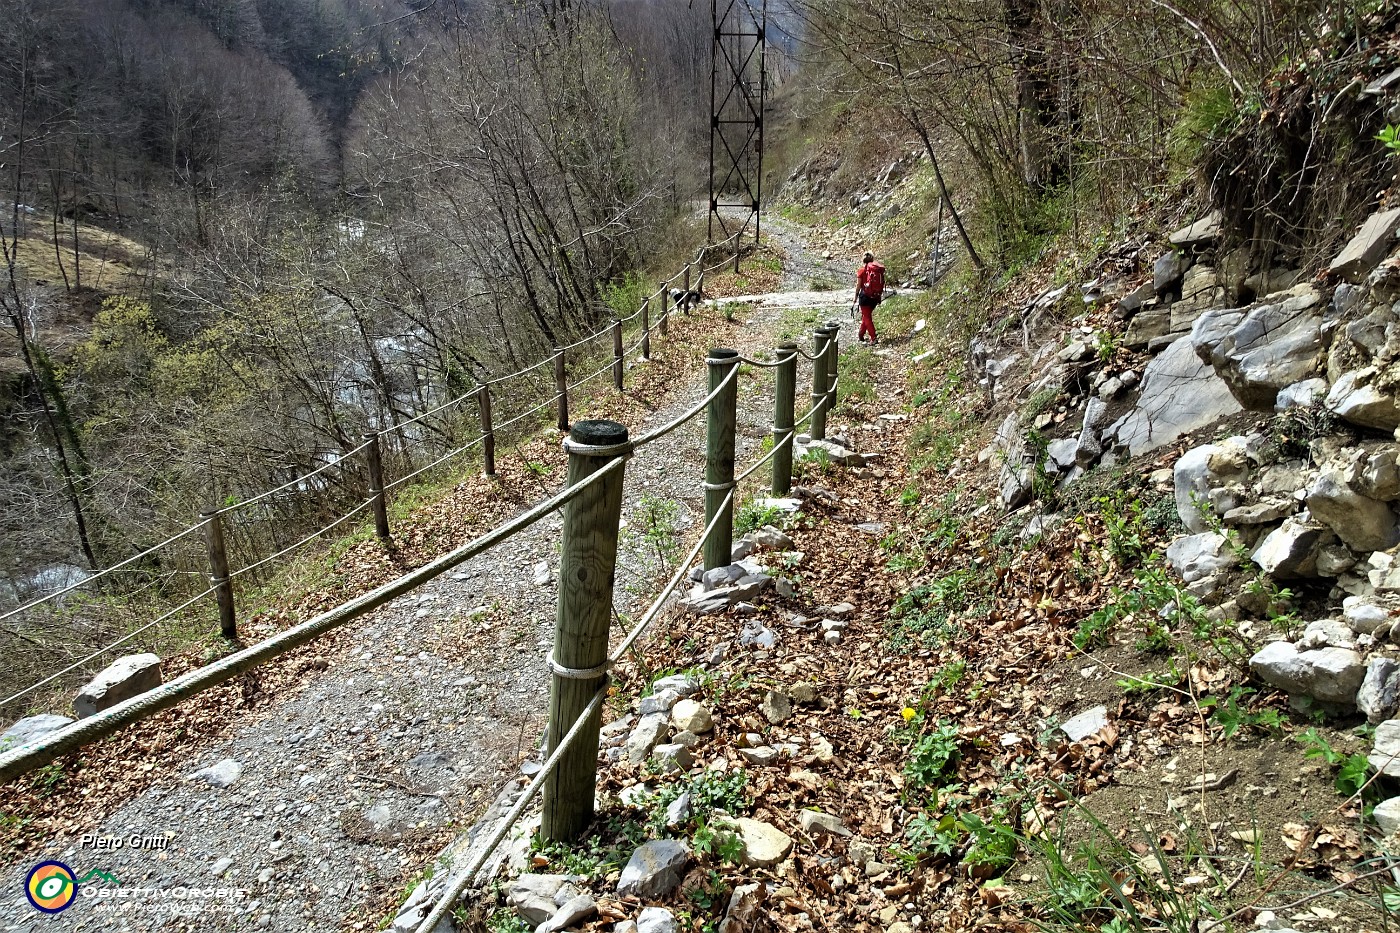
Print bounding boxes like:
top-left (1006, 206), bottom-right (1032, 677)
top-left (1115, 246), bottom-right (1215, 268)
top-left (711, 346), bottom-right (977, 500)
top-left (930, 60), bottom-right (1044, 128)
top-left (25, 861), bottom-right (77, 913)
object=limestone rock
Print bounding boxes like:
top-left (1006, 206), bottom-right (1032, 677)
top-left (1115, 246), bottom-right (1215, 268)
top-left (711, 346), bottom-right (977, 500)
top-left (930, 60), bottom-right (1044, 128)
top-left (75, 653), bottom-right (162, 718)
top-left (1344, 596), bottom-right (1392, 634)
top-left (1106, 337), bottom-right (1243, 456)
top-left (638, 907), bottom-right (678, 933)
top-left (739, 745), bottom-right (779, 766)
top-left (1169, 265), bottom-right (1224, 332)
top-left (1327, 369), bottom-right (1400, 431)
top-left (1222, 500), bottom-right (1295, 526)
top-left (1328, 207), bottom-right (1400, 282)
top-left (639, 689), bottom-right (681, 716)
top-left (617, 840), bottom-right (691, 898)
top-left (651, 674), bottom-right (701, 697)
top-left (1169, 211), bottom-right (1222, 246)
top-left (1125, 308), bottom-right (1171, 350)
top-left (651, 743), bottom-right (694, 774)
top-left (508, 875), bottom-right (578, 926)
top-left (1357, 657), bottom-right (1400, 724)
top-left (1153, 251), bottom-right (1188, 296)
top-left (1295, 619), bottom-right (1355, 650)
top-left (1, 714), bottom-right (74, 749)
top-left (735, 818), bottom-right (793, 867)
top-left (799, 810), bottom-right (851, 837)
top-left (1370, 720), bottom-right (1400, 778)
top-left (626, 714), bottom-right (671, 764)
top-left (1165, 533), bottom-right (1235, 583)
top-left (751, 525), bottom-right (795, 549)
top-left (1173, 442), bottom-right (1249, 532)
top-left (537, 894), bottom-right (597, 933)
top-left (1305, 467), bottom-right (1400, 552)
top-left (1252, 520), bottom-right (1330, 578)
top-left (1373, 797), bottom-right (1400, 835)
top-left (1362, 447), bottom-right (1400, 501)
top-left (1307, 647), bottom-right (1366, 705)
top-left (1193, 287), bottom-right (1325, 410)
top-left (1060, 706), bottom-right (1109, 743)
top-left (1076, 397), bottom-right (1110, 466)
top-left (1250, 641), bottom-right (1312, 694)
top-left (761, 691), bottom-right (793, 724)
top-left (671, 699), bottom-right (713, 734)
top-left (1276, 378), bottom-right (1329, 411)
top-left (192, 758), bottom-right (243, 789)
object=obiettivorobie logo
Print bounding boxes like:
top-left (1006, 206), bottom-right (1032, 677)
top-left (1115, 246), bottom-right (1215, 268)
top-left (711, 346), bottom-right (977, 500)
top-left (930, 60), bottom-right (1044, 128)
top-left (24, 861), bottom-right (121, 914)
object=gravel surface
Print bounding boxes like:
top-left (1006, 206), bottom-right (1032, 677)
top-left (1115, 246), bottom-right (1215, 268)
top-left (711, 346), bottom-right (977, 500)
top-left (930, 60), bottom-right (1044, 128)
top-left (1, 219), bottom-right (865, 933)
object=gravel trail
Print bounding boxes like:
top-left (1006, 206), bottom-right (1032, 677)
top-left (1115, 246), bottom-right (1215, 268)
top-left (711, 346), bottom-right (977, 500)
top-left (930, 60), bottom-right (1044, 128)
top-left (1, 218), bottom-right (864, 933)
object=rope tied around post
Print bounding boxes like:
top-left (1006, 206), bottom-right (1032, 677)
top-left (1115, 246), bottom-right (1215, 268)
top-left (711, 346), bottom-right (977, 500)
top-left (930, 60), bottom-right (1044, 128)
top-left (547, 656), bottom-right (612, 680)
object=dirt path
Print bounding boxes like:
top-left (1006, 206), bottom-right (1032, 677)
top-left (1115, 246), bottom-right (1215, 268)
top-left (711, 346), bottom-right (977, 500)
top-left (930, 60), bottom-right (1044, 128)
top-left (0, 219), bottom-right (865, 933)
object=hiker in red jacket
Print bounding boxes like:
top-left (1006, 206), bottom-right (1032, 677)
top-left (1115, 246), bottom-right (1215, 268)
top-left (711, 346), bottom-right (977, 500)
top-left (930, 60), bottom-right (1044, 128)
top-left (854, 251), bottom-right (885, 344)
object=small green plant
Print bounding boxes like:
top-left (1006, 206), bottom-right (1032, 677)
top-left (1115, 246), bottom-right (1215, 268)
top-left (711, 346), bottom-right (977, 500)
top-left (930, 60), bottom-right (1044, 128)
top-left (1202, 687), bottom-right (1282, 740)
top-left (630, 494), bottom-right (682, 570)
top-left (1378, 124), bottom-right (1400, 157)
top-left (794, 446), bottom-right (833, 481)
top-left (735, 499), bottom-right (784, 537)
top-left (1093, 329), bottom-right (1119, 362)
top-left (486, 907), bottom-right (533, 933)
top-left (904, 721), bottom-right (962, 790)
top-left (692, 817), bottom-right (745, 864)
top-left (1297, 728), bottom-right (1378, 800)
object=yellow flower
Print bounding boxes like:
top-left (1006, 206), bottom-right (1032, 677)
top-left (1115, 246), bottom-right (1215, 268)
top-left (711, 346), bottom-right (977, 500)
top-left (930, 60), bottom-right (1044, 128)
top-left (901, 707), bottom-right (917, 722)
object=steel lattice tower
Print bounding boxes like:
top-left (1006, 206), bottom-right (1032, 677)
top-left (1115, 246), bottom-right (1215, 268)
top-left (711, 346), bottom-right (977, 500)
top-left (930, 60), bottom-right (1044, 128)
top-left (708, 0), bottom-right (767, 255)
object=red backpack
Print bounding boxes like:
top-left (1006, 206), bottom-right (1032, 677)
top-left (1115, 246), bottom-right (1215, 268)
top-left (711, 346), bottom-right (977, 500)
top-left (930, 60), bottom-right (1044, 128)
top-left (862, 261), bottom-right (886, 302)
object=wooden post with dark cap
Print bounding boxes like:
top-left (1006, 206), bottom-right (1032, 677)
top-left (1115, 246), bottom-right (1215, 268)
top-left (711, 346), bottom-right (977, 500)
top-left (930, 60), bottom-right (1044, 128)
top-left (825, 321), bottom-right (841, 413)
top-left (810, 326), bottom-right (831, 442)
top-left (542, 419), bottom-right (629, 841)
top-left (658, 282), bottom-right (669, 336)
top-left (641, 299), bottom-right (651, 361)
top-left (363, 432), bottom-right (390, 541)
top-left (201, 509), bottom-right (237, 639)
top-left (704, 348), bottom-right (739, 571)
top-left (772, 342), bottom-right (797, 496)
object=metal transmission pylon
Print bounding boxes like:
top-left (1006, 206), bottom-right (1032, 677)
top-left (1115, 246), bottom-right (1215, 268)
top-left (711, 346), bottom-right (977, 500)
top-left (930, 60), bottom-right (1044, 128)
top-left (708, 0), bottom-right (767, 264)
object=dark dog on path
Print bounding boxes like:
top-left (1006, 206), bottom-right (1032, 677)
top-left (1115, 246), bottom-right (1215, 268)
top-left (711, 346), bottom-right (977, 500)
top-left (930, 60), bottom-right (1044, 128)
top-left (669, 287), bottom-right (704, 313)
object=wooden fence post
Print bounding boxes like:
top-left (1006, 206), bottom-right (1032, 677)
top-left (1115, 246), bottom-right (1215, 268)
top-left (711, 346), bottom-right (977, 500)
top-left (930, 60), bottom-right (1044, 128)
top-left (200, 509), bottom-right (237, 640)
top-left (641, 299), bottom-right (651, 362)
top-left (810, 326), bottom-right (830, 442)
top-left (363, 432), bottom-right (391, 542)
top-left (477, 384), bottom-right (496, 477)
top-left (554, 349), bottom-right (569, 432)
top-left (704, 348), bottom-right (739, 571)
top-left (658, 282), bottom-right (669, 336)
top-left (612, 318), bottom-right (624, 391)
top-left (772, 342), bottom-right (797, 496)
top-left (542, 419), bottom-right (629, 842)
top-left (826, 321), bottom-right (841, 412)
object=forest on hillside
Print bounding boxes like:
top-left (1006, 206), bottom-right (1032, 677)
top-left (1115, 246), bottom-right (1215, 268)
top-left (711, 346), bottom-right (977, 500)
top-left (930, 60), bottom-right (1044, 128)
top-left (0, 0), bottom-right (715, 597)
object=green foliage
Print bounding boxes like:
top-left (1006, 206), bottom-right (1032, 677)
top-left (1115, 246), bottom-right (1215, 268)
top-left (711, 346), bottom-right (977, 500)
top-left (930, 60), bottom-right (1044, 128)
top-left (486, 908), bottom-right (533, 933)
top-left (836, 345), bottom-right (879, 406)
top-left (794, 446), bottom-right (834, 481)
top-left (904, 721), bottom-right (962, 790)
top-left (735, 499), bottom-right (784, 537)
top-left (691, 817), bottom-right (745, 865)
top-left (1201, 687), bottom-right (1282, 740)
top-left (1297, 728), bottom-right (1378, 800)
top-left (887, 568), bottom-right (985, 651)
top-left (647, 770), bottom-right (751, 835)
top-left (1377, 124), bottom-right (1400, 158)
top-left (601, 271), bottom-right (648, 317)
top-left (1169, 82), bottom-right (1245, 165)
top-left (1023, 387), bottom-right (1060, 419)
top-left (629, 494), bottom-right (682, 570)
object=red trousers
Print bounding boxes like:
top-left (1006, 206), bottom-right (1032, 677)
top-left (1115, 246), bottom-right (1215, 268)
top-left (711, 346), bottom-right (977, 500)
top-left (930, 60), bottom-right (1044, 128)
top-left (858, 301), bottom-right (878, 343)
